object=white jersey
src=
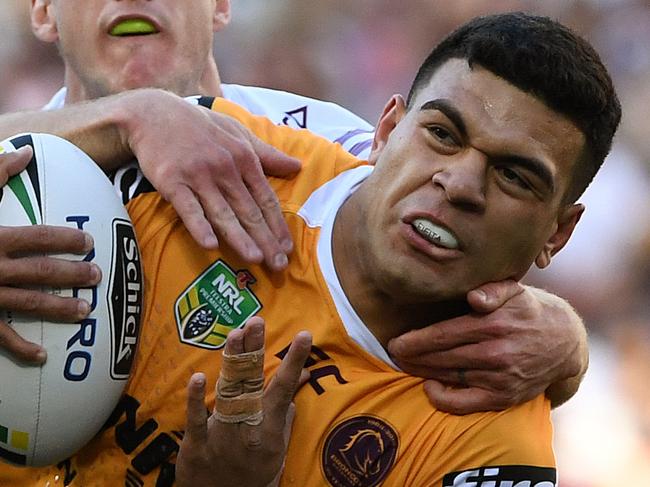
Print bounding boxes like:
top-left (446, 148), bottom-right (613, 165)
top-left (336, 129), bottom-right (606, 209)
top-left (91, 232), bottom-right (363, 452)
top-left (44, 85), bottom-right (375, 159)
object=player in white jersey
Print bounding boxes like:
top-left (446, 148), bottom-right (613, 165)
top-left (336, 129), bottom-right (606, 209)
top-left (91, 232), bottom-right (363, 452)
top-left (0, 0), bottom-right (586, 420)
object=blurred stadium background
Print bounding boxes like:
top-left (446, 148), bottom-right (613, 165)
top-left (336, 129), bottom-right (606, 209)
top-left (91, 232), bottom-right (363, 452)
top-left (1, 1), bottom-right (649, 484)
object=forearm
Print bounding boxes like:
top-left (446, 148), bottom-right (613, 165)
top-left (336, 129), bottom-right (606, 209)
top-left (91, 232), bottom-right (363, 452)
top-left (0, 89), bottom-right (173, 172)
top-left (545, 319), bottom-right (588, 408)
top-left (531, 287), bottom-right (589, 408)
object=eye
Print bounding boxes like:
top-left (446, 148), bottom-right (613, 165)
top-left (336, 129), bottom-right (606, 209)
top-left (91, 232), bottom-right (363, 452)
top-left (427, 126), bottom-right (458, 147)
top-left (496, 166), bottom-right (530, 189)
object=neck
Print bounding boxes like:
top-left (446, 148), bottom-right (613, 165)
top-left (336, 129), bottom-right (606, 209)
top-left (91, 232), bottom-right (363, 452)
top-left (63, 58), bottom-right (223, 103)
top-left (332, 187), bottom-right (471, 348)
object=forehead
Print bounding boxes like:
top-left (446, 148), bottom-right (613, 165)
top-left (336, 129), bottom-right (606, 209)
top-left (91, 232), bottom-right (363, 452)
top-left (408, 59), bottom-right (586, 196)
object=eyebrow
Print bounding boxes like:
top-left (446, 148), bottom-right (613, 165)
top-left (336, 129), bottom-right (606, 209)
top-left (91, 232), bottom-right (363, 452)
top-left (419, 98), bottom-right (555, 193)
top-left (495, 155), bottom-right (555, 192)
top-left (420, 99), bottom-right (467, 137)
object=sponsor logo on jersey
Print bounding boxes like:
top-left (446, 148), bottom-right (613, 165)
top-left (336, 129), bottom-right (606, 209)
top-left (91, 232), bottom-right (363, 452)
top-left (442, 465), bottom-right (557, 487)
top-left (174, 260), bottom-right (261, 350)
top-left (108, 219), bottom-right (143, 379)
top-left (322, 415), bottom-right (398, 487)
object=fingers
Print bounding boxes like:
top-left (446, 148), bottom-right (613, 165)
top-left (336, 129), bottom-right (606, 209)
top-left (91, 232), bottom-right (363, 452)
top-left (0, 322), bottom-right (46, 364)
top-left (0, 224), bottom-right (98, 364)
top-left (393, 339), bottom-right (513, 374)
top-left (246, 137), bottom-right (300, 255)
top-left (466, 279), bottom-right (524, 313)
top-left (0, 287), bottom-right (92, 322)
top-left (184, 373), bottom-right (209, 445)
top-left (409, 365), bottom-right (520, 391)
top-left (0, 286), bottom-right (92, 365)
top-left (0, 225), bottom-right (93, 256)
top-left (389, 281), bottom-right (525, 362)
top-left (282, 402), bottom-right (297, 446)
top-left (134, 103), bottom-right (294, 270)
top-left (213, 166), bottom-right (289, 270)
top-left (0, 256), bottom-right (100, 288)
top-left (0, 146), bottom-right (33, 186)
top-left (224, 317), bottom-right (264, 355)
top-left (242, 317), bottom-right (265, 351)
top-left (242, 164), bottom-right (294, 256)
top-left (424, 379), bottom-right (530, 414)
top-left (264, 331), bottom-right (312, 414)
top-left (237, 330), bottom-right (310, 455)
top-left (251, 138), bottom-right (301, 178)
top-left (388, 313), bottom-right (492, 358)
top-left (166, 184), bottom-right (219, 249)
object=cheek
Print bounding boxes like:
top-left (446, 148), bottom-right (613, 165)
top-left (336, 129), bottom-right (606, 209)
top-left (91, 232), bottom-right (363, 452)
top-left (483, 219), bottom-right (550, 274)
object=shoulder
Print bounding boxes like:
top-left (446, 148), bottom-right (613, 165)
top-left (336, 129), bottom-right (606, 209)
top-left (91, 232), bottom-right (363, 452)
top-left (209, 97), bottom-right (365, 175)
top-left (453, 396), bottom-right (554, 462)
top-left (221, 83), bottom-right (372, 129)
top-left (413, 396), bottom-right (556, 485)
top-left (221, 84), bottom-right (375, 159)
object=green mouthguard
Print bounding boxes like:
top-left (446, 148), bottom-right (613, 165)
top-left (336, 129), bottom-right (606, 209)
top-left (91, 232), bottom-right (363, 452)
top-left (110, 19), bottom-right (157, 36)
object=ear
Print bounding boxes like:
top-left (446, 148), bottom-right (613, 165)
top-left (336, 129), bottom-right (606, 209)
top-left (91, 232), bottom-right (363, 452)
top-left (31, 0), bottom-right (58, 43)
top-left (535, 203), bottom-right (584, 269)
top-left (368, 94), bottom-right (407, 165)
top-left (213, 0), bottom-right (232, 32)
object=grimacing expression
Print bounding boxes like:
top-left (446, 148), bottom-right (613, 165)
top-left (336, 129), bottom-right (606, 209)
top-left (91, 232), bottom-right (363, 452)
top-left (32, 0), bottom-right (229, 100)
top-left (361, 59), bottom-right (585, 303)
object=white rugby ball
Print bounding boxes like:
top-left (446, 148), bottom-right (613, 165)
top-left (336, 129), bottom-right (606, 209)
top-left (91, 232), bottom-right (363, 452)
top-left (0, 134), bottom-right (143, 467)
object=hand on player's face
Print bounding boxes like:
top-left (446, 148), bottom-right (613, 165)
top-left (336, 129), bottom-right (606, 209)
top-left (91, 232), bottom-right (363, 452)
top-left (388, 280), bottom-right (585, 414)
top-left (0, 146), bottom-right (100, 365)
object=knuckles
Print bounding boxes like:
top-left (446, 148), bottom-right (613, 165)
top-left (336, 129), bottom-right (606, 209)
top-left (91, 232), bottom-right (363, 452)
top-left (14, 289), bottom-right (43, 313)
top-left (241, 208), bottom-right (266, 226)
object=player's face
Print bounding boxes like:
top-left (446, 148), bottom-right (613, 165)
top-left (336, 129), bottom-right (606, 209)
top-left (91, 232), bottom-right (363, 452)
top-left (362, 59), bottom-right (585, 302)
top-left (32, 0), bottom-right (230, 101)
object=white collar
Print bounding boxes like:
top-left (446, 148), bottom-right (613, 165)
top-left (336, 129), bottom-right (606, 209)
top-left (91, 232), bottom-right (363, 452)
top-left (298, 166), bottom-right (400, 369)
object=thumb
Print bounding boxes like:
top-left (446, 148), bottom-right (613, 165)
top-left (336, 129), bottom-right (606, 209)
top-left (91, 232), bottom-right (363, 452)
top-left (0, 145), bottom-right (33, 186)
top-left (252, 138), bottom-right (302, 178)
top-left (467, 280), bottom-right (524, 313)
top-left (282, 402), bottom-right (297, 446)
top-left (184, 373), bottom-right (209, 445)
top-left (0, 322), bottom-right (47, 365)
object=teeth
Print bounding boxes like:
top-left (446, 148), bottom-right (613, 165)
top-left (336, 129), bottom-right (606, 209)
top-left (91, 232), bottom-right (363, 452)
top-left (412, 219), bottom-right (459, 249)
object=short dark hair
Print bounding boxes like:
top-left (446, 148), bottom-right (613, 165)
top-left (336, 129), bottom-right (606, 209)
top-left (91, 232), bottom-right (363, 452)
top-left (406, 12), bottom-right (621, 202)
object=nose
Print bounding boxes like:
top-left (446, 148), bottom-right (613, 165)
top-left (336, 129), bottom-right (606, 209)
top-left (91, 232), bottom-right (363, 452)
top-left (431, 151), bottom-right (487, 212)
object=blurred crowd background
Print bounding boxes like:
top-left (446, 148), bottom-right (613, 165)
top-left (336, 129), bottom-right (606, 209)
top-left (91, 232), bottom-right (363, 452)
top-left (1, 0), bottom-right (649, 484)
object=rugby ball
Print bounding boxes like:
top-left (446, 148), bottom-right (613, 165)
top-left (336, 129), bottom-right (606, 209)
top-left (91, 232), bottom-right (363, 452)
top-left (0, 134), bottom-right (143, 467)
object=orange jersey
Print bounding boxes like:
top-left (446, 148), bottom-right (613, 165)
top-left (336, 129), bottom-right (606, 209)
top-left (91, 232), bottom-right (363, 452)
top-left (0, 99), bottom-right (556, 486)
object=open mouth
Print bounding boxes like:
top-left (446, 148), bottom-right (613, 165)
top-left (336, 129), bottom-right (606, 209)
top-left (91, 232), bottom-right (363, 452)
top-left (411, 218), bottom-right (459, 249)
top-left (109, 19), bottom-right (159, 37)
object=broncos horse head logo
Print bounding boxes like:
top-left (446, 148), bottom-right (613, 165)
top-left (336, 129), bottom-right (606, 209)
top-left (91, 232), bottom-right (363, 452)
top-left (339, 429), bottom-right (385, 478)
